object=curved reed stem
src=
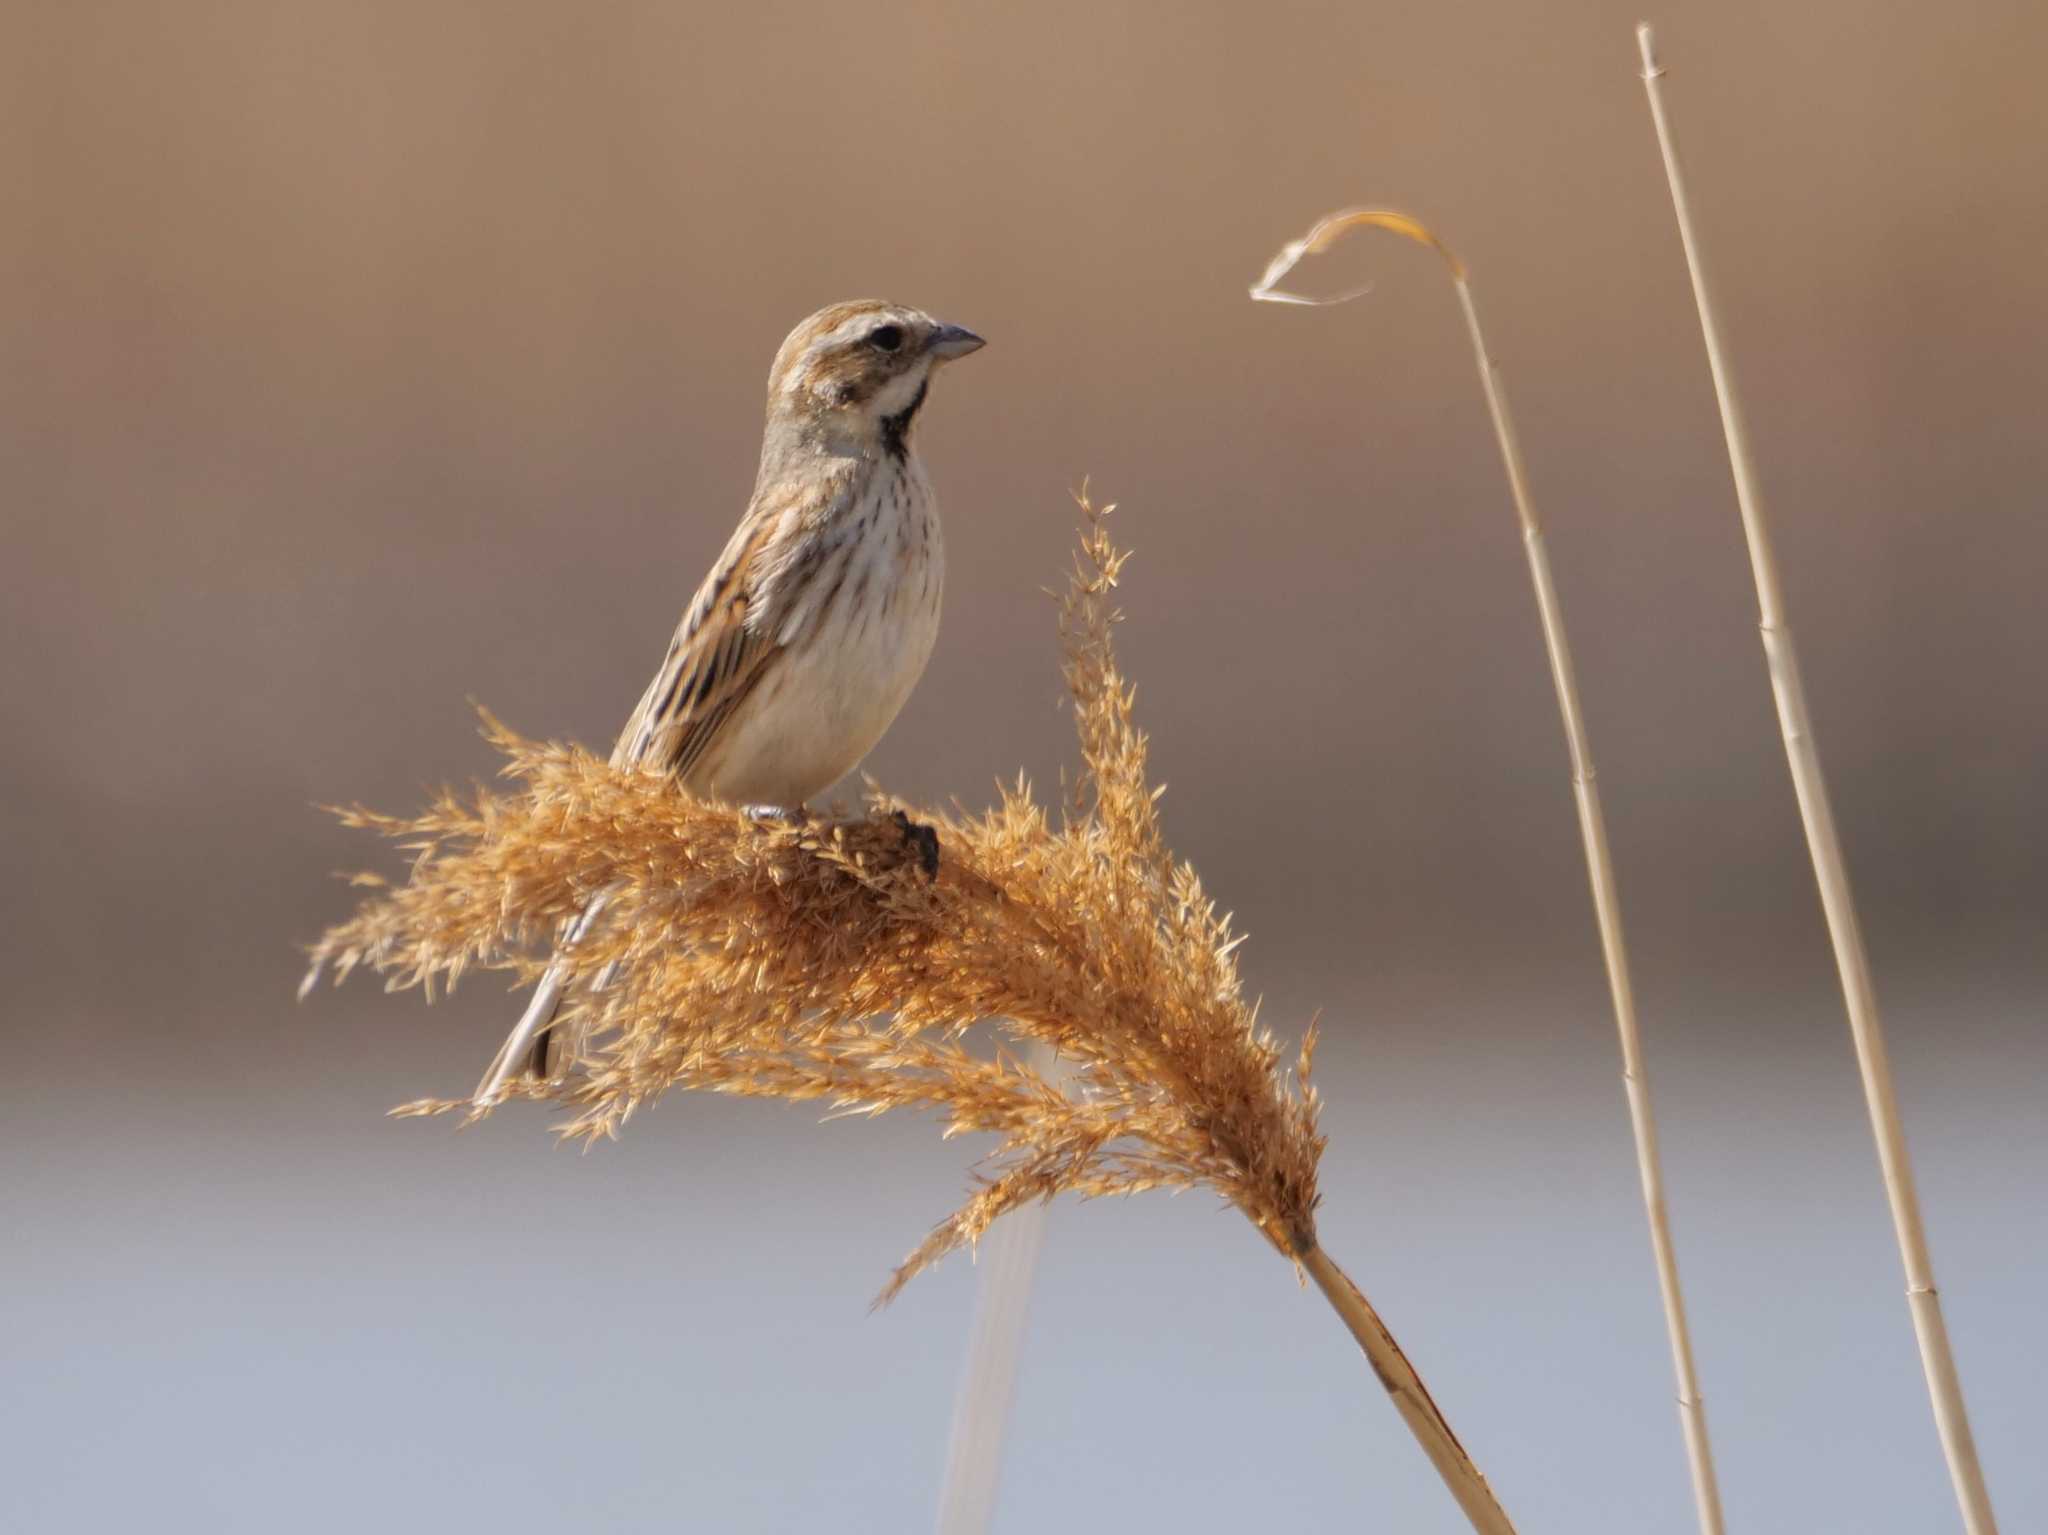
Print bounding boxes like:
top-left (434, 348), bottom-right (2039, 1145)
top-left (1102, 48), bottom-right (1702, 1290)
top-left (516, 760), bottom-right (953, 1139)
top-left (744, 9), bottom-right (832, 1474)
top-left (1255, 210), bottom-right (1726, 1535)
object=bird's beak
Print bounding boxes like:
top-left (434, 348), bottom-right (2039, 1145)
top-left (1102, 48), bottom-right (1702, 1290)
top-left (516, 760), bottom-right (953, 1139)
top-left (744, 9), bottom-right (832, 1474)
top-left (926, 323), bottom-right (985, 361)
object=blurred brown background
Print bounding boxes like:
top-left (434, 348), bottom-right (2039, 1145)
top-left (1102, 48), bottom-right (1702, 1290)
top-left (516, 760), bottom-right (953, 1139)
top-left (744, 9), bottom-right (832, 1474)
top-left (5, 1), bottom-right (2043, 1531)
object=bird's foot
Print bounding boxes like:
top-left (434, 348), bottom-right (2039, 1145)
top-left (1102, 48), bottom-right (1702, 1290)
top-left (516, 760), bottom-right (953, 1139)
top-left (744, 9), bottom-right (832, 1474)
top-left (891, 810), bottom-right (941, 879)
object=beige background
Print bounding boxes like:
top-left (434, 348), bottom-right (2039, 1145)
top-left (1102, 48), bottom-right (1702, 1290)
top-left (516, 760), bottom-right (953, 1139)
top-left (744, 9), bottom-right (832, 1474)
top-left (5, 2), bottom-right (2044, 1530)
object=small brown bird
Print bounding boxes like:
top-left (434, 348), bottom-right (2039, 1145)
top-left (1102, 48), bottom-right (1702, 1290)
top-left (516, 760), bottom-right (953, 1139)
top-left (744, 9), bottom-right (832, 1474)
top-left (473, 300), bottom-right (984, 1106)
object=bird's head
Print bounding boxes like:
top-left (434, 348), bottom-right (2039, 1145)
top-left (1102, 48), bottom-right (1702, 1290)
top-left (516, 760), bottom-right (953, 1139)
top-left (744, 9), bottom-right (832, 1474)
top-left (765, 300), bottom-right (984, 458)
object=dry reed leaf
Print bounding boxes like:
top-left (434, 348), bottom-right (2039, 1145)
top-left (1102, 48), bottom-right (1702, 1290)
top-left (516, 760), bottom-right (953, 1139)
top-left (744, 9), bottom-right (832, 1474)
top-left (305, 494), bottom-right (1325, 1302)
top-left (1249, 206), bottom-right (1466, 307)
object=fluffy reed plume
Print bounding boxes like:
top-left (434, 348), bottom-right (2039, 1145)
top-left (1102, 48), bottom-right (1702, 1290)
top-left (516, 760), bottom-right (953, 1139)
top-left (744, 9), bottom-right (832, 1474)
top-left (304, 496), bottom-right (1516, 1533)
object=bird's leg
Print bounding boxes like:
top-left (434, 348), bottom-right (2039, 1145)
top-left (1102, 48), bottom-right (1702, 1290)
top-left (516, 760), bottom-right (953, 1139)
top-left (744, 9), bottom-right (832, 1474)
top-left (891, 809), bottom-right (941, 879)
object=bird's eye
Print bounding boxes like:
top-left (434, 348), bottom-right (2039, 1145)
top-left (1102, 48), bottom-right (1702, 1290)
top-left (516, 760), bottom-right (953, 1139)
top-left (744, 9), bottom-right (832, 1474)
top-left (867, 323), bottom-right (904, 354)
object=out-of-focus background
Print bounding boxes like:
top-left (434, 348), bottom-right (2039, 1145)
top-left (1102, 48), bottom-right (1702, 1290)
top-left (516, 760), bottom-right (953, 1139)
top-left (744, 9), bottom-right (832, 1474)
top-left (6, 2), bottom-right (2043, 1530)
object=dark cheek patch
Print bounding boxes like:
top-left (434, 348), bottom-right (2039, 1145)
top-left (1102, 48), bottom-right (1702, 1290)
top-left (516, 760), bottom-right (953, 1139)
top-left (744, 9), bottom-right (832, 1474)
top-left (813, 353), bottom-right (882, 408)
top-left (817, 370), bottom-right (857, 406)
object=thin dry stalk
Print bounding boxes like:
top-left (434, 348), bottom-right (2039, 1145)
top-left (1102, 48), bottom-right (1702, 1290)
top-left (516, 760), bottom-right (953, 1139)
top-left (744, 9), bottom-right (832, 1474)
top-left (935, 1039), bottom-right (1064, 1535)
top-left (303, 497), bottom-right (1517, 1535)
top-left (1300, 1246), bottom-right (1512, 1535)
top-left (1255, 209), bottom-right (1726, 1535)
top-left (1634, 26), bottom-right (1999, 1534)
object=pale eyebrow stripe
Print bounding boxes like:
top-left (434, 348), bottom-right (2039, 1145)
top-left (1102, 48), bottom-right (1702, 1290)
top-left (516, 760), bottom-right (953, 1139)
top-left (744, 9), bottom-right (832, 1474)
top-left (805, 311), bottom-right (909, 362)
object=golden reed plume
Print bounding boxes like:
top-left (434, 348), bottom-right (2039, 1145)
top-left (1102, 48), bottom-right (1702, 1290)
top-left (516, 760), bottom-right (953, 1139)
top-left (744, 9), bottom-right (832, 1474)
top-left (303, 494), bottom-right (1516, 1533)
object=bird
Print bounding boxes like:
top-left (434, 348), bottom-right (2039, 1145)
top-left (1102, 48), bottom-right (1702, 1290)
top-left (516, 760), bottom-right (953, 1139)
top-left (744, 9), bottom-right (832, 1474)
top-left (470, 299), bottom-right (985, 1109)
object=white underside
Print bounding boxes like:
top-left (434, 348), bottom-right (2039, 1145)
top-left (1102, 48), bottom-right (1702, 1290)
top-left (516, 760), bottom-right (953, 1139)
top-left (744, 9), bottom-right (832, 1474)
top-left (685, 479), bottom-right (943, 808)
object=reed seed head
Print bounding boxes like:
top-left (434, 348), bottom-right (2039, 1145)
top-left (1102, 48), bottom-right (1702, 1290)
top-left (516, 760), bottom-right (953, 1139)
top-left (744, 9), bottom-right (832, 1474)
top-left (305, 494), bottom-right (1325, 1300)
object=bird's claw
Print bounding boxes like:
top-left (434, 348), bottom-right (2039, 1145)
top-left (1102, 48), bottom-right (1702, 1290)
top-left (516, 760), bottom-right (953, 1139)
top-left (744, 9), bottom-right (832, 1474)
top-left (891, 810), bottom-right (940, 879)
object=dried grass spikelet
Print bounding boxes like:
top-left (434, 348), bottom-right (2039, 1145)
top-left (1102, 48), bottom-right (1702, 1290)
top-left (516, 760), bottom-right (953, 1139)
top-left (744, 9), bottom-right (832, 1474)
top-left (305, 494), bottom-right (1515, 1533)
top-left (307, 496), bottom-right (1322, 1293)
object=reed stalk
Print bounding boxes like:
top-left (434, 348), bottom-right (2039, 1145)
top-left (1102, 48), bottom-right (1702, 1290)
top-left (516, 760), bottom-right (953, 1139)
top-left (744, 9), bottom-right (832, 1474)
top-left (1298, 1244), bottom-right (1513, 1535)
top-left (1634, 24), bottom-right (1998, 1533)
top-left (935, 1039), bottom-right (1062, 1535)
top-left (1254, 210), bottom-right (1726, 1535)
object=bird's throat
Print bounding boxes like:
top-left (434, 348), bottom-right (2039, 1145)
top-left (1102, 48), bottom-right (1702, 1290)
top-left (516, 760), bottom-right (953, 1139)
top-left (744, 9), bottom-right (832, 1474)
top-left (878, 377), bottom-right (929, 461)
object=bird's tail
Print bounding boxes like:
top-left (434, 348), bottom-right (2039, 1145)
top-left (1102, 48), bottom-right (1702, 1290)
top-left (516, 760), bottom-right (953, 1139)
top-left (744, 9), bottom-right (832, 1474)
top-left (471, 892), bottom-right (614, 1110)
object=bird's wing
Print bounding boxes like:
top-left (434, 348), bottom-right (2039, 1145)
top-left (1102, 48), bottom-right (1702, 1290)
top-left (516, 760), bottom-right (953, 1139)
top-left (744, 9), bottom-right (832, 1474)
top-left (611, 468), bottom-right (850, 777)
top-left (472, 471), bottom-right (855, 1111)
